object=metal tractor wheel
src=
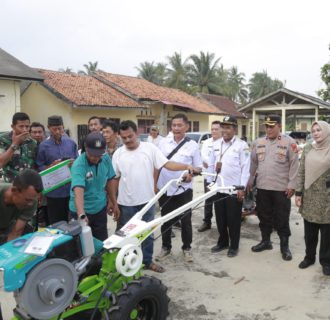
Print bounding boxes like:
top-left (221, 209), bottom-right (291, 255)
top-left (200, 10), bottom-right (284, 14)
top-left (108, 276), bottom-right (169, 320)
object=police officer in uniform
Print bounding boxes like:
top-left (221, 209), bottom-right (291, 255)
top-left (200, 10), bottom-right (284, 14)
top-left (249, 115), bottom-right (299, 261)
top-left (210, 116), bottom-right (250, 257)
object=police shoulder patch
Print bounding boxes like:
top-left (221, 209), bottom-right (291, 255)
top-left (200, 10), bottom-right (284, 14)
top-left (291, 143), bottom-right (299, 153)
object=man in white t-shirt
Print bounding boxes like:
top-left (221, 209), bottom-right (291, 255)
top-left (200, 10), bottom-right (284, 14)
top-left (111, 120), bottom-right (197, 273)
top-left (147, 125), bottom-right (163, 148)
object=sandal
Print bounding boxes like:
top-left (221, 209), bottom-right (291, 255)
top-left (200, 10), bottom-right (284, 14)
top-left (146, 262), bottom-right (165, 273)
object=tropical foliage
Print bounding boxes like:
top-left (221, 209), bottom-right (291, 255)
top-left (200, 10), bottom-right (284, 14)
top-left (318, 63), bottom-right (330, 102)
top-left (79, 61), bottom-right (99, 75)
top-left (248, 70), bottom-right (284, 102)
top-left (136, 51), bottom-right (285, 104)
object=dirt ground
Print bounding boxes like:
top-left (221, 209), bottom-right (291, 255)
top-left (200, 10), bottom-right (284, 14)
top-left (1, 176), bottom-right (330, 319)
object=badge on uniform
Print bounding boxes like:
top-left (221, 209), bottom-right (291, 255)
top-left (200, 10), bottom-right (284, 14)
top-left (86, 171), bottom-right (94, 181)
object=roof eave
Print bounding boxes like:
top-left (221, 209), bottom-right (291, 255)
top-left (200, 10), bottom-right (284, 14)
top-left (0, 74), bottom-right (44, 82)
top-left (72, 104), bottom-right (147, 110)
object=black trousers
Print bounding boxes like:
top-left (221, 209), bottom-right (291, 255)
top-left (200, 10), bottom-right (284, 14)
top-left (46, 196), bottom-right (70, 225)
top-left (203, 180), bottom-right (217, 225)
top-left (256, 189), bottom-right (291, 238)
top-left (159, 189), bottom-right (193, 250)
top-left (70, 206), bottom-right (108, 241)
top-left (214, 193), bottom-right (243, 250)
top-left (304, 219), bottom-right (330, 267)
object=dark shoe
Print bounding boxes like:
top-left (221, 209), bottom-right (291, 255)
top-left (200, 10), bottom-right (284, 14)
top-left (251, 240), bottom-right (273, 252)
top-left (298, 258), bottom-right (315, 269)
top-left (322, 265), bottom-right (330, 276)
top-left (198, 222), bottom-right (211, 232)
top-left (227, 248), bottom-right (238, 257)
top-left (211, 244), bottom-right (229, 253)
top-left (280, 236), bottom-right (292, 261)
top-left (281, 248), bottom-right (292, 261)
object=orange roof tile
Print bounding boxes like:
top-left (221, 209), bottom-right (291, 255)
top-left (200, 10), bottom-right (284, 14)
top-left (37, 69), bottom-right (143, 109)
top-left (95, 71), bottom-right (221, 114)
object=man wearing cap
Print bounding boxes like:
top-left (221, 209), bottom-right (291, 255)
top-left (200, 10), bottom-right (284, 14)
top-left (198, 120), bottom-right (222, 232)
top-left (209, 116), bottom-right (250, 257)
top-left (36, 115), bottom-right (78, 224)
top-left (79, 116), bottom-right (103, 154)
top-left (69, 132), bottom-right (118, 240)
top-left (0, 112), bottom-right (37, 183)
top-left (147, 125), bottom-right (164, 148)
top-left (249, 115), bottom-right (299, 261)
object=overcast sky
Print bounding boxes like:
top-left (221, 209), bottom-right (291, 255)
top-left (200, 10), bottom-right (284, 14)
top-left (1, 0), bottom-right (329, 96)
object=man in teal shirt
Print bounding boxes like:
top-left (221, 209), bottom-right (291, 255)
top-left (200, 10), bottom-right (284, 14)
top-left (69, 132), bottom-right (118, 240)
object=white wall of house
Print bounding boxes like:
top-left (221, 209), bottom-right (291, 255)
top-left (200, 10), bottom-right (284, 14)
top-left (0, 79), bottom-right (21, 130)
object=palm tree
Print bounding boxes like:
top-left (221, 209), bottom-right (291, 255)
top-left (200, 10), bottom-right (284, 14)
top-left (80, 61), bottom-right (99, 75)
top-left (155, 63), bottom-right (167, 85)
top-left (165, 52), bottom-right (189, 91)
top-left (226, 66), bottom-right (248, 104)
top-left (186, 51), bottom-right (222, 94)
top-left (58, 67), bottom-right (73, 74)
top-left (136, 61), bottom-right (166, 85)
top-left (248, 70), bottom-right (284, 102)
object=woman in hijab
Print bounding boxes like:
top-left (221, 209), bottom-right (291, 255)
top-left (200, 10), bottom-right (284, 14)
top-left (295, 120), bottom-right (330, 276)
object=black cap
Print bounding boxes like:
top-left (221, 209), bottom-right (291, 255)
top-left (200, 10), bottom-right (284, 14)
top-left (48, 115), bottom-right (63, 126)
top-left (220, 115), bottom-right (237, 126)
top-left (264, 115), bottom-right (281, 126)
top-left (85, 132), bottom-right (106, 156)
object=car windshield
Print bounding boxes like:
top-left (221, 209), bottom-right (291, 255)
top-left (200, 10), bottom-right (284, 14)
top-left (185, 133), bottom-right (201, 143)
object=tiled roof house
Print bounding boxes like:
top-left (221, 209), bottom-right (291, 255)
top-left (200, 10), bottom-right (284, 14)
top-left (21, 69), bottom-right (223, 144)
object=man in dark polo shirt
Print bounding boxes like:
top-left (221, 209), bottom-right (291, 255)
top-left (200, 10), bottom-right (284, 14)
top-left (0, 169), bottom-right (43, 245)
top-left (36, 116), bottom-right (78, 224)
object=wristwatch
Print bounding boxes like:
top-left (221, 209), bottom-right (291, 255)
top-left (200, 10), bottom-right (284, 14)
top-left (10, 144), bottom-right (19, 151)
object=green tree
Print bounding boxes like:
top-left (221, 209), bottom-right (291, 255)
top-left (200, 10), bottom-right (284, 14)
top-left (186, 51), bottom-right (222, 94)
top-left (80, 61), bottom-right (99, 75)
top-left (248, 70), bottom-right (284, 102)
top-left (225, 66), bottom-right (248, 104)
top-left (165, 52), bottom-right (189, 91)
top-left (318, 63), bottom-right (330, 102)
top-left (58, 67), bottom-right (73, 73)
top-left (136, 61), bottom-right (167, 85)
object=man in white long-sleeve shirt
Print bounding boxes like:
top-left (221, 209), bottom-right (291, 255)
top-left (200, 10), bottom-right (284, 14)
top-left (209, 116), bottom-right (250, 257)
top-left (198, 120), bottom-right (222, 232)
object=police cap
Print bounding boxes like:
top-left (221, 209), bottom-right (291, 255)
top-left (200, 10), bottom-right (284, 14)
top-left (264, 115), bottom-right (281, 126)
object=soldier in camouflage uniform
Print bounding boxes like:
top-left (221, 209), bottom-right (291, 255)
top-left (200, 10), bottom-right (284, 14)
top-left (295, 121), bottom-right (330, 276)
top-left (249, 115), bottom-right (299, 261)
top-left (0, 112), bottom-right (37, 183)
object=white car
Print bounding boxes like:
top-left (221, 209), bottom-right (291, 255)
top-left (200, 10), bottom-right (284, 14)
top-left (185, 132), bottom-right (211, 147)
